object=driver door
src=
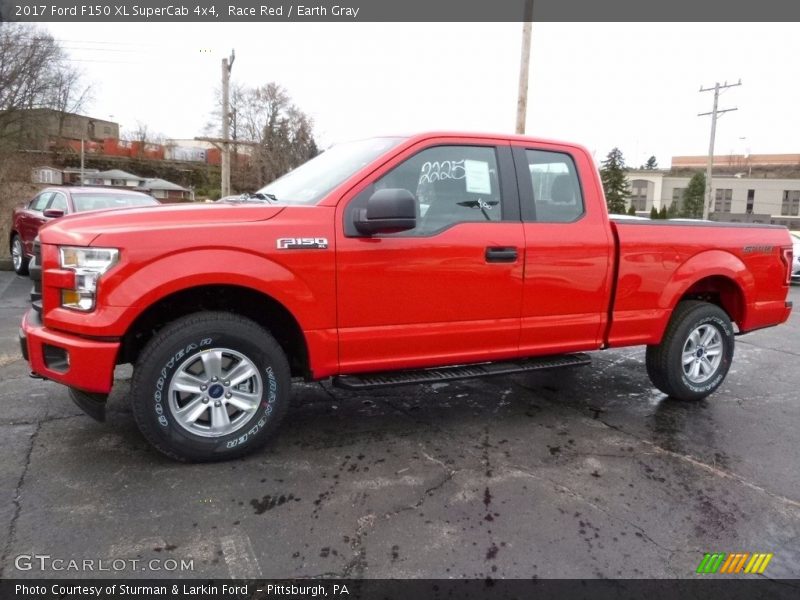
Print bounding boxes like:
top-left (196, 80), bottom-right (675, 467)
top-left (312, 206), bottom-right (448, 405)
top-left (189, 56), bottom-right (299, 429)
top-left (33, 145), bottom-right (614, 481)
top-left (335, 140), bottom-right (525, 374)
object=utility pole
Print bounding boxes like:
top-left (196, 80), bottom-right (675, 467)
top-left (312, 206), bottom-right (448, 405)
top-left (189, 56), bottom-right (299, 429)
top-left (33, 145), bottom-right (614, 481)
top-left (515, 0), bottom-right (534, 135)
top-left (232, 108), bottom-right (238, 174)
top-left (80, 138), bottom-right (84, 185)
top-left (221, 49), bottom-right (235, 197)
top-left (698, 79), bottom-right (741, 219)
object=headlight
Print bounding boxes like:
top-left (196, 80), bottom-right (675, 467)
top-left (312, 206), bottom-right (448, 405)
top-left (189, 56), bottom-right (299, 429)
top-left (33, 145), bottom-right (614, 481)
top-left (58, 246), bottom-right (119, 311)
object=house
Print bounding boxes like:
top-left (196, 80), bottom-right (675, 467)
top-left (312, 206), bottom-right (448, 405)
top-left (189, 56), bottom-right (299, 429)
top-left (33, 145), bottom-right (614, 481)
top-left (138, 178), bottom-right (192, 202)
top-left (31, 166), bottom-right (63, 185)
top-left (83, 169), bottom-right (142, 187)
top-left (81, 169), bottom-right (191, 201)
top-left (62, 167), bottom-right (99, 185)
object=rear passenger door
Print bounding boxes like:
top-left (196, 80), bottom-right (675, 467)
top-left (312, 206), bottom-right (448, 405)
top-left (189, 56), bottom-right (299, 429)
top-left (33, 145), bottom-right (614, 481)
top-left (512, 144), bottom-right (614, 354)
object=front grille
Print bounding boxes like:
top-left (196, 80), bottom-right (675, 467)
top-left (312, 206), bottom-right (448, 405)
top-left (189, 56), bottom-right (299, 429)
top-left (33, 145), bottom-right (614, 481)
top-left (29, 239), bottom-right (42, 316)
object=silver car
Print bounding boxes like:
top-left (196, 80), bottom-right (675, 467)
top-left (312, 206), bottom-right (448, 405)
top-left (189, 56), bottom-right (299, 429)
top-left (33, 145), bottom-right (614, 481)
top-left (792, 231), bottom-right (800, 284)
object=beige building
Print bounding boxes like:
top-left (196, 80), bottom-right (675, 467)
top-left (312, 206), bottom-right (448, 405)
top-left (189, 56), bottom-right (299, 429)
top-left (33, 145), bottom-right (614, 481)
top-left (625, 170), bottom-right (800, 229)
top-left (671, 153), bottom-right (800, 170)
top-left (8, 109), bottom-right (119, 149)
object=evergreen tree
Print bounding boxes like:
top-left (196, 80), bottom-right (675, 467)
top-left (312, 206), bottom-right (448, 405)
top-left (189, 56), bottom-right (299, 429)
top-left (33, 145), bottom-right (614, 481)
top-left (641, 155), bottom-right (658, 170)
top-left (650, 206), bottom-right (659, 219)
top-left (627, 205), bottom-right (637, 216)
top-left (681, 173), bottom-right (706, 218)
top-left (659, 205), bottom-right (668, 219)
top-left (600, 148), bottom-right (631, 214)
top-left (667, 201), bottom-right (680, 218)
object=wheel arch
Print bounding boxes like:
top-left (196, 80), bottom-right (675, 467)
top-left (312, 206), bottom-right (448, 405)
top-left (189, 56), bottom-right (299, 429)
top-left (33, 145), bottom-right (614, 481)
top-left (120, 284), bottom-right (310, 377)
top-left (657, 250), bottom-right (753, 337)
top-left (678, 274), bottom-right (747, 328)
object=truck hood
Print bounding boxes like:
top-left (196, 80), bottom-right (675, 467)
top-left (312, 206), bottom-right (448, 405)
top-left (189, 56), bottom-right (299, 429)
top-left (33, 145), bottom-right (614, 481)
top-left (39, 203), bottom-right (287, 247)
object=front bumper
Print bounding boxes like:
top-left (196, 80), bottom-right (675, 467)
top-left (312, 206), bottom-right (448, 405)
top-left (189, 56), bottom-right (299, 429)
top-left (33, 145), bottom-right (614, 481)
top-left (20, 308), bottom-right (120, 394)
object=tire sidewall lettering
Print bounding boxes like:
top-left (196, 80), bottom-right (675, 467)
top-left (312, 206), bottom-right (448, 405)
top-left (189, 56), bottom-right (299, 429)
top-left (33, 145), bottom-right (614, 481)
top-left (226, 366), bottom-right (278, 449)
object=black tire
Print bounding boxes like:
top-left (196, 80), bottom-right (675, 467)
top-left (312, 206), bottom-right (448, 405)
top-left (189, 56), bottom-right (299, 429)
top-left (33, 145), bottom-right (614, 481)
top-left (11, 235), bottom-right (29, 276)
top-left (646, 300), bottom-right (734, 401)
top-left (130, 311), bottom-right (291, 462)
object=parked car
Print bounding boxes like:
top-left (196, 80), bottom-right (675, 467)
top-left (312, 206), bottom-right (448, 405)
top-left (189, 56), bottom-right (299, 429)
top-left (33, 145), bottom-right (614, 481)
top-left (19, 132), bottom-right (794, 462)
top-left (10, 187), bottom-right (159, 275)
top-left (791, 231), bottom-right (800, 284)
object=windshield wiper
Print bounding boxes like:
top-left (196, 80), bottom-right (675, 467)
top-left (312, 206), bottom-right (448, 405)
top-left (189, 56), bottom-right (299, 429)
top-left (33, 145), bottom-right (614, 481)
top-left (248, 192), bottom-right (278, 203)
top-left (222, 192), bottom-right (278, 204)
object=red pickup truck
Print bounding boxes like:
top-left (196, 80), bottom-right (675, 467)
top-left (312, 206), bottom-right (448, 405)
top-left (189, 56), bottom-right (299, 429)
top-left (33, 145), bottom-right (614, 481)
top-left (19, 133), bottom-right (794, 461)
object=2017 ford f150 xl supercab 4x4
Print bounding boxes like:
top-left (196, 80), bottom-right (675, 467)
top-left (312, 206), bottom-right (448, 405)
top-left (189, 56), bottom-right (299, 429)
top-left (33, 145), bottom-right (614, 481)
top-left (18, 133), bottom-right (794, 461)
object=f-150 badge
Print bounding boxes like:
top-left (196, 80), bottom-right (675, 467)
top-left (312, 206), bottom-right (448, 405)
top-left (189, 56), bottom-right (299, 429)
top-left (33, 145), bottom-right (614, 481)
top-left (276, 237), bottom-right (329, 250)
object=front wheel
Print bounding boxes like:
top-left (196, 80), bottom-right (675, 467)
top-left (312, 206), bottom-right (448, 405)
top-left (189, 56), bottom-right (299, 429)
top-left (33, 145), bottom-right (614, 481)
top-left (11, 235), bottom-right (29, 276)
top-left (646, 300), bottom-right (734, 401)
top-left (130, 312), bottom-right (291, 461)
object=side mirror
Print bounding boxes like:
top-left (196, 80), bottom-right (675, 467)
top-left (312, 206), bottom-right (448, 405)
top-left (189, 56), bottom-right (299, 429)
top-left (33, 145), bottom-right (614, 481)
top-left (354, 188), bottom-right (416, 235)
top-left (43, 208), bottom-right (65, 218)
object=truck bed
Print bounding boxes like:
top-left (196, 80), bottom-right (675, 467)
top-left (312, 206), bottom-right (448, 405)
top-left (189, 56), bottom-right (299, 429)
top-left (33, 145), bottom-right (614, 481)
top-left (607, 219), bottom-right (793, 347)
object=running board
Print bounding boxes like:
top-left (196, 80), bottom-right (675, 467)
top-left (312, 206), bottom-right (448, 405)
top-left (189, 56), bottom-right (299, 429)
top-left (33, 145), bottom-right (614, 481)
top-left (333, 353), bottom-right (591, 390)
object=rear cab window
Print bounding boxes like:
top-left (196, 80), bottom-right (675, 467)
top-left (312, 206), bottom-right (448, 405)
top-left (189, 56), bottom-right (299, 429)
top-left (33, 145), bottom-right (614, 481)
top-left (517, 149), bottom-right (585, 223)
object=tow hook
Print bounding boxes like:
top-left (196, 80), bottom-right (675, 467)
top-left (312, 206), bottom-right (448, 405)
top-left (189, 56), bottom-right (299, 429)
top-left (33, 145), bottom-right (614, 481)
top-left (68, 388), bottom-right (108, 422)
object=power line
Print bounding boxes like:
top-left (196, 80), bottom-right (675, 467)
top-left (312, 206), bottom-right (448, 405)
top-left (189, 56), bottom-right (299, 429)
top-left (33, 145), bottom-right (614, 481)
top-left (61, 58), bottom-right (141, 64)
top-left (11, 34), bottom-right (159, 47)
top-left (4, 42), bottom-right (156, 54)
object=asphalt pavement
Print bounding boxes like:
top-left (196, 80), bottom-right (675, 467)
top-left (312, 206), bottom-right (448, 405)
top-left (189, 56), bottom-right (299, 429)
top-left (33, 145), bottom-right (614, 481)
top-left (0, 270), bottom-right (798, 580)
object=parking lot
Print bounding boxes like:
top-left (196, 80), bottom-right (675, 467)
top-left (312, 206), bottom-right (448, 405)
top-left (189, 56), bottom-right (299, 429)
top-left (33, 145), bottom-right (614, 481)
top-left (0, 269), bottom-right (798, 580)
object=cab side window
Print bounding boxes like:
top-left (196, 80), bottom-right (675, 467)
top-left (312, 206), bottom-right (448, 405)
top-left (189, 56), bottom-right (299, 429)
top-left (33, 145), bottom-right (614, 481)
top-left (48, 193), bottom-right (68, 213)
top-left (525, 150), bottom-right (584, 223)
top-left (29, 192), bottom-right (53, 212)
top-left (366, 145), bottom-right (503, 235)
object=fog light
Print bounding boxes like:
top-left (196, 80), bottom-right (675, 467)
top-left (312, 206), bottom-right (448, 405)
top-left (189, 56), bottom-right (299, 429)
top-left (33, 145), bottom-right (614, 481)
top-left (43, 343), bottom-right (69, 372)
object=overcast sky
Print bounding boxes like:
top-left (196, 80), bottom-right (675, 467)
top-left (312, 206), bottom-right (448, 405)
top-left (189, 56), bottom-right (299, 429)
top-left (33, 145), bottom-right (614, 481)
top-left (44, 22), bottom-right (797, 167)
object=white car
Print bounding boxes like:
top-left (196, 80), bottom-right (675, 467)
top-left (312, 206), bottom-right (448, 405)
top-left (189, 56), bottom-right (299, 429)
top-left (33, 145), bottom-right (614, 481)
top-left (791, 231), bottom-right (800, 284)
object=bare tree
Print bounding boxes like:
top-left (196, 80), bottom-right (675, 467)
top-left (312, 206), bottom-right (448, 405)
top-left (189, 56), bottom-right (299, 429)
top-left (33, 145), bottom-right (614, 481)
top-left (206, 81), bottom-right (318, 190)
top-left (0, 23), bottom-right (92, 147)
top-left (1, 23), bottom-right (92, 261)
top-left (49, 66), bottom-right (94, 139)
top-left (123, 121), bottom-right (165, 157)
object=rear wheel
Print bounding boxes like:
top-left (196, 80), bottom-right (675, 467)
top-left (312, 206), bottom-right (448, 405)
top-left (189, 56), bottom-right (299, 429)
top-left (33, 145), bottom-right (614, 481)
top-left (646, 300), bottom-right (734, 401)
top-left (130, 311), bottom-right (291, 462)
top-left (11, 235), bottom-right (29, 276)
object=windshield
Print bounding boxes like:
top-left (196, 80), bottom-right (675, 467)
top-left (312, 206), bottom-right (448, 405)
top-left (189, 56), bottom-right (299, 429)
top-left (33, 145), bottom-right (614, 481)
top-left (256, 137), bottom-right (405, 205)
top-left (72, 193), bottom-right (158, 212)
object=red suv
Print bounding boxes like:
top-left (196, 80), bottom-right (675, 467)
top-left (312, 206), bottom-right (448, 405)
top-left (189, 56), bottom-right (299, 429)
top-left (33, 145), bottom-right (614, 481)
top-left (10, 186), bottom-right (158, 275)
